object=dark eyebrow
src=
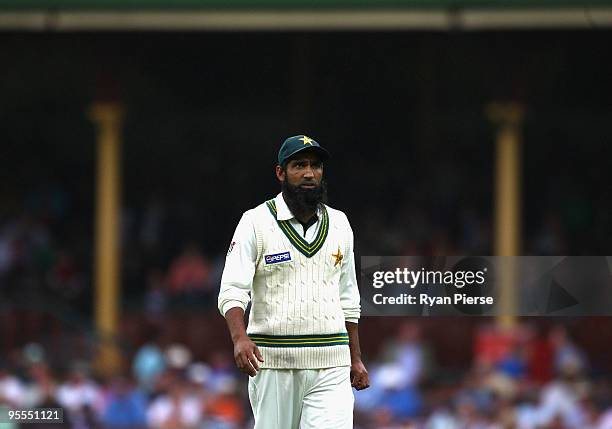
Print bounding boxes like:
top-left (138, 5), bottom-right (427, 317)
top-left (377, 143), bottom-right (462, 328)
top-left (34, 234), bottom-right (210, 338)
top-left (290, 158), bottom-right (322, 166)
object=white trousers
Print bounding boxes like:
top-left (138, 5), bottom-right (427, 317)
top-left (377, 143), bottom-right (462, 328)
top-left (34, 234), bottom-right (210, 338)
top-left (248, 366), bottom-right (354, 429)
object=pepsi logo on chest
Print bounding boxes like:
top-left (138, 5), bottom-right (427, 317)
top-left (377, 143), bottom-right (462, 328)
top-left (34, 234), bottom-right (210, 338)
top-left (264, 251), bottom-right (292, 265)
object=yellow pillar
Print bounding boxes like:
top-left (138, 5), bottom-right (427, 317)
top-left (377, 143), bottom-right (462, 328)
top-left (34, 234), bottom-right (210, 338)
top-left (89, 102), bottom-right (124, 376)
top-left (486, 102), bottom-right (524, 329)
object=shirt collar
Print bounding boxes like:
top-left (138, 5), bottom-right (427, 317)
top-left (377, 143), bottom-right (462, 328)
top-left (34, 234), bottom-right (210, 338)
top-left (274, 192), bottom-right (322, 221)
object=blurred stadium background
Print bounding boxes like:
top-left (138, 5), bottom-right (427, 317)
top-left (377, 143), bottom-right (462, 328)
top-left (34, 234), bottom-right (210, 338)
top-left (1, 1), bottom-right (612, 428)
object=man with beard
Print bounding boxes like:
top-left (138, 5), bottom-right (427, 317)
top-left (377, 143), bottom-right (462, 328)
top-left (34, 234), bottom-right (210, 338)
top-left (218, 135), bottom-right (369, 429)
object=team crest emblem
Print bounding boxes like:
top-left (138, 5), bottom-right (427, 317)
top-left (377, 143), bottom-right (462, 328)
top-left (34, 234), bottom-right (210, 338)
top-left (300, 135), bottom-right (314, 146)
top-left (332, 246), bottom-right (343, 267)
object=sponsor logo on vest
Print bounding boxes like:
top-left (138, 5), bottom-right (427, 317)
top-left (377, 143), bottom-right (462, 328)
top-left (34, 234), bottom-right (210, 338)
top-left (264, 251), bottom-right (292, 265)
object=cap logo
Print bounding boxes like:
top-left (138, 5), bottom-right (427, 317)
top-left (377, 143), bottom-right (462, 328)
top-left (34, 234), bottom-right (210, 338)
top-left (300, 135), bottom-right (314, 146)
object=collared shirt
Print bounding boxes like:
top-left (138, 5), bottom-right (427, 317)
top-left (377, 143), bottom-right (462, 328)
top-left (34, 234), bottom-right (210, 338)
top-left (273, 192), bottom-right (324, 240)
top-left (219, 192), bottom-right (360, 323)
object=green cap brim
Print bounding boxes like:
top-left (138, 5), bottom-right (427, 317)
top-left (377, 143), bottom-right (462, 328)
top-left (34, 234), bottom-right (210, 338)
top-left (279, 146), bottom-right (330, 166)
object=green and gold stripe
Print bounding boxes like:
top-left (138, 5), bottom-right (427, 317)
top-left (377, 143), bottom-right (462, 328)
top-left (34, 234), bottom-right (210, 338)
top-left (249, 332), bottom-right (349, 348)
top-left (266, 199), bottom-right (329, 258)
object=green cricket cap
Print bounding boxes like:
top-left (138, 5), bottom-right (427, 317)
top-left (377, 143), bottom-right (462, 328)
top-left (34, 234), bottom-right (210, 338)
top-left (278, 135), bottom-right (330, 166)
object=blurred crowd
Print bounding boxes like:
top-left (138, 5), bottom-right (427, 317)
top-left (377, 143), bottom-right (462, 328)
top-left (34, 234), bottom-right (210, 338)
top-left (2, 23), bottom-right (612, 429)
top-left (353, 322), bottom-right (612, 429)
top-left (1, 321), bottom-right (612, 429)
top-left (0, 180), bottom-right (609, 429)
top-left (0, 173), bottom-right (583, 315)
top-left (0, 341), bottom-right (245, 429)
top-left (0, 182), bottom-right (223, 317)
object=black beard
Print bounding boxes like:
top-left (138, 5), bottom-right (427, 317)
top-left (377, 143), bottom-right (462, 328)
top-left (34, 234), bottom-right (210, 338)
top-left (281, 179), bottom-right (327, 220)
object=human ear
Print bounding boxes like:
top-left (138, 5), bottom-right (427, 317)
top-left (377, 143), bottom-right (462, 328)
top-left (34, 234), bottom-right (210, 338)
top-left (275, 165), bottom-right (285, 182)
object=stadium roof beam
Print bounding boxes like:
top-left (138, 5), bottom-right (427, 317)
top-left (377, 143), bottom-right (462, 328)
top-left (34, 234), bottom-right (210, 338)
top-left (1, 8), bottom-right (612, 31)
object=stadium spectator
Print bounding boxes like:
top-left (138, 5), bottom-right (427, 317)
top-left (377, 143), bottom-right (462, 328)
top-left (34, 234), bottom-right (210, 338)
top-left (599, 408), bottom-right (612, 429)
top-left (139, 197), bottom-right (166, 253)
top-left (203, 377), bottom-right (244, 429)
top-left (205, 352), bottom-right (237, 396)
top-left (143, 268), bottom-right (168, 324)
top-left (380, 321), bottom-right (429, 388)
top-left (355, 322), bottom-right (426, 422)
top-left (146, 369), bottom-right (203, 429)
top-left (549, 326), bottom-right (589, 377)
top-left (166, 243), bottom-right (212, 309)
top-left (132, 328), bottom-right (166, 394)
top-left (536, 351), bottom-right (591, 429)
top-left (496, 343), bottom-right (528, 380)
top-left (47, 250), bottom-right (84, 299)
top-left (0, 363), bottom-right (25, 407)
top-left (166, 243), bottom-right (210, 294)
top-left (100, 375), bottom-right (148, 429)
top-left (55, 362), bottom-right (103, 427)
top-left (22, 361), bottom-right (57, 407)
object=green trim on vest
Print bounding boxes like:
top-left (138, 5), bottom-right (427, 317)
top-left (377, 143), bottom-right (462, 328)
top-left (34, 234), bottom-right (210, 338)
top-left (265, 199), bottom-right (329, 258)
top-left (249, 332), bottom-right (349, 348)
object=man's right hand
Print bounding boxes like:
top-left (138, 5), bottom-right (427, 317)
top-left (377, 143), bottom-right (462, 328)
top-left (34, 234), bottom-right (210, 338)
top-left (233, 336), bottom-right (264, 377)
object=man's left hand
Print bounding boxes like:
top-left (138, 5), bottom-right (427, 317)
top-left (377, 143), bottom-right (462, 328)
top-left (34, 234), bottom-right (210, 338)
top-left (350, 360), bottom-right (369, 390)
